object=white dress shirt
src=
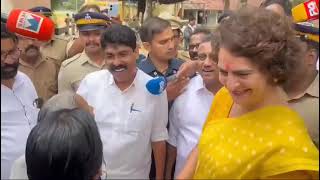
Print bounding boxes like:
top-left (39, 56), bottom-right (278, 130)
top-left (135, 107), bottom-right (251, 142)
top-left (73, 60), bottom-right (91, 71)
top-left (1, 71), bottom-right (39, 179)
top-left (77, 69), bottom-right (168, 179)
top-left (168, 75), bottom-right (214, 177)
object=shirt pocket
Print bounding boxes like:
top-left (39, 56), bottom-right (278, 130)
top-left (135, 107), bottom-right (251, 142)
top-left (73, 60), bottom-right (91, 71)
top-left (125, 110), bottom-right (150, 136)
top-left (23, 103), bottom-right (39, 127)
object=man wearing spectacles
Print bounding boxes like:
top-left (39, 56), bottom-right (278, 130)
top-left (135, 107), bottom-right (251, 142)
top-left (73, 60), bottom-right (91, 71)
top-left (165, 33), bottom-right (222, 179)
top-left (1, 23), bottom-right (39, 179)
top-left (188, 28), bottom-right (212, 61)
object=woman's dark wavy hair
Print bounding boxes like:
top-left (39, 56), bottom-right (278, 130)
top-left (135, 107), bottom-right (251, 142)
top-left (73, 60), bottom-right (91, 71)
top-left (217, 7), bottom-right (304, 85)
top-left (26, 108), bottom-right (103, 180)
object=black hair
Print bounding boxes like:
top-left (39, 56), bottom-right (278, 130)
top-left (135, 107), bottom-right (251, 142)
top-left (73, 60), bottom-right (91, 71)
top-left (26, 108), bottom-right (103, 180)
top-left (218, 10), bottom-right (233, 23)
top-left (260, 0), bottom-right (292, 16)
top-left (1, 23), bottom-right (17, 42)
top-left (37, 92), bottom-right (77, 123)
top-left (191, 27), bottom-right (213, 43)
top-left (101, 24), bottom-right (137, 50)
top-left (139, 17), bottom-right (171, 42)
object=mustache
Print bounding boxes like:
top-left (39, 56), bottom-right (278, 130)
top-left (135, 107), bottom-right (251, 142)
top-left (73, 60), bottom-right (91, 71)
top-left (1, 62), bottom-right (19, 80)
top-left (25, 45), bottom-right (39, 52)
top-left (2, 63), bottom-right (19, 70)
top-left (85, 42), bottom-right (100, 47)
top-left (109, 65), bottom-right (127, 72)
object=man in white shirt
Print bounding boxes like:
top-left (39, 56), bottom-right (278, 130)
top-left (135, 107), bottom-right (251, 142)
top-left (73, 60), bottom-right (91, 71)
top-left (1, 23), bottom-right (39, 179)
top-left (165, 35), bottom-right (222, 178)
top-left (76, 24), bottom-right (168, 179)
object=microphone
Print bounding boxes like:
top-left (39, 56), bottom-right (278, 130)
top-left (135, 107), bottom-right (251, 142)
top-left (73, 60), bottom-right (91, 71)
top-left (291, 0), bottom-right (319, 23)
top-left (146, 74), bottom-right (177, 95)
top-left (6, 9), bottom-right (55, 41)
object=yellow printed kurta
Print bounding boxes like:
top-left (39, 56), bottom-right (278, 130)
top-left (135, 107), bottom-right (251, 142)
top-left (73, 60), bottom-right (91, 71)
top-left (194, 87), bottom-right (319, 179)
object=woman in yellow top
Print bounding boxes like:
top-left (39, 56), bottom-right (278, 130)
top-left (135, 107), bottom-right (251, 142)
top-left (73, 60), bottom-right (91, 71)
top-left (177, 8), bottom-right (319, 179)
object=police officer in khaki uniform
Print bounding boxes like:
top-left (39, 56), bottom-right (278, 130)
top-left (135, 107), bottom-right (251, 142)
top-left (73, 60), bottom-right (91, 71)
top-left (158, 12), bottom-right (190, 61)
top-left (29, 6), bottom-right (71, 66)
top-left (17, 35), bottom-right (59, 104)
top-left (65, 4), bottom-right (101, 59)
top-left (58, 12), bottom-right (109, 93)
top-left (285, 22), bottom-right (319, 148)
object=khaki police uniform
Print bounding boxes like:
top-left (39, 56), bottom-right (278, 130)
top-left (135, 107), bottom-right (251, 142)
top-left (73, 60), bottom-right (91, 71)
top-left (19, 56), bottom-right (59, 102)
top-left (58, 51), bottom-right (105, 93)
top-left (40, 36), bottom-right (71, 66)
top-left (288, 74), bottom-right (319, 147)
top-left (58, 11), bottom-right (110, 93)
top-left (29, 6), bottom-right (72, 66)
top-left (288, 22), bottom-right (319, 147)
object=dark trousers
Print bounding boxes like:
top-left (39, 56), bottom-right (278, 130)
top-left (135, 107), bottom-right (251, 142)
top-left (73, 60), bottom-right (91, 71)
top-left (149, 153), bottom-right (156, 179)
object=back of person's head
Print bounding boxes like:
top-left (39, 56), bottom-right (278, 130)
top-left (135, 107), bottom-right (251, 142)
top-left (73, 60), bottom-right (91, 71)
top-left (79, 4), bottom-right (101, 13)
top-left (37, 92), bottom-right (77, 123)
top-left (100, 24), bottom-right (136, 51)
top-left (191, 27), bottom-right (213, 43)
top-left (26, 108), bottom-right (103, 180)
top-left (217, 7), bottom-right (304, 85)
top-left (218, 10), bottom-right (233, 24)
top-left (139, 17), bottom-right (171, 42)
top-left (260, 0), bottom-right (292, 16)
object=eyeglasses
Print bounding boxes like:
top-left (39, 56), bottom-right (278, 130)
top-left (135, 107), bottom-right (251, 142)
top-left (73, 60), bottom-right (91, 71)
top-left (189, 43), bottom-right (200, 50)
top-left (198, 52), bottom-right (218, 64)
top-left (1, 47), bottom-right (21, 61)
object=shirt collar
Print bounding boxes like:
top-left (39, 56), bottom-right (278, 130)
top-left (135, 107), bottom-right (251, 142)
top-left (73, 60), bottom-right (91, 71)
top-left (193, 75), bottom-right (212, 94)
top-left (306, 72), bottom-right (319, 97)
top-left (107, 68), bottom-right (140, 92)
top-left (1, 71), bottom-right (25, 90)
top-left (19, 55), bottom-right (45, 68)
top-left (288, 72), bottom-right (319, 100)
top-left (81, 51), bottom-right (105, 68)
top-left (138, 55), bottom-right (181, 77)
top-left (138, 56), bottom-right (156, 75)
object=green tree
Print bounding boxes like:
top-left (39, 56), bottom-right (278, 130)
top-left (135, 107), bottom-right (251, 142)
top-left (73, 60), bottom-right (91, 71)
top-left (291, 0), bottom-right (305, 6)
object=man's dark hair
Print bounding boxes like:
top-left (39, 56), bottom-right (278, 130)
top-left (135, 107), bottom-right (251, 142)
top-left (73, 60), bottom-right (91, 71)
top-left (26, 108), bottom-right (103, 180)
top-left (139, 17), bottom-right (171, 42)
top-left (191, 27), bottom-right (213, 43)
top-left (218, 10), bottom-right (233, 23)
top-left (101, 24), bottom-right (137, 50)
top-left (260, 0), bottom-right (292, 16)
top-left (1, 23), bottom-right (17, 42)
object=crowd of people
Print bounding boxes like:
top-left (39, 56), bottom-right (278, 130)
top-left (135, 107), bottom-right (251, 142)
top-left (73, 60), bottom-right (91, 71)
top-left (1, 0), bottom-right (319, 179)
